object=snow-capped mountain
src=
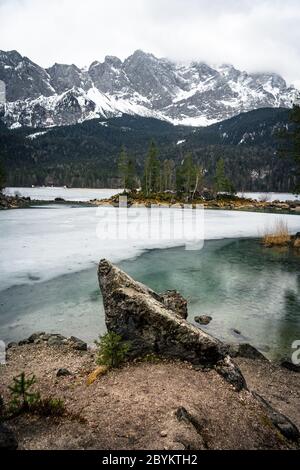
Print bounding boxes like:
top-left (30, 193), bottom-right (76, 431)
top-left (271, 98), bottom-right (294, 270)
top-left (0, 49), bottom-right (297, 129)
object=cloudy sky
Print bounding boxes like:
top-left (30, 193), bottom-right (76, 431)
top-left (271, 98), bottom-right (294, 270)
top-left (0, 0), bottom-right (299, 87)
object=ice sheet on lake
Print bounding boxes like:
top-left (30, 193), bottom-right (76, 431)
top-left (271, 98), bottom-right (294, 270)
top-left (238, 192), bottom-right (300, 202)
top-left (0, 206), bottom-right (300, 292)
top-left (4, 187), bottom-right (122, 202)
top-left (4, 188), bottom-right (300, 203)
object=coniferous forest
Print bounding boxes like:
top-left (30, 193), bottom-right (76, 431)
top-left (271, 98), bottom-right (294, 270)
top-left (0, 107), bottom-right (298, 192)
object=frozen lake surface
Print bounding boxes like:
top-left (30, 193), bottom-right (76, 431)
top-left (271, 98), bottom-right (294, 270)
top-left (0, 205), bottom-right (300, 358)
top-left (4, 187), bottom-right (121, 202)
top-left (1, 205), bottom-right (300, 292)
top-left (4, 187), bottom-right (300, 203)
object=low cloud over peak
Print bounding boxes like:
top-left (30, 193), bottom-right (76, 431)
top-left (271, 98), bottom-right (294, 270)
top-left (0, 0), bottom-right (299, 88)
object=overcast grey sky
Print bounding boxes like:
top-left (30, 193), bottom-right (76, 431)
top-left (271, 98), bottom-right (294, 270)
top-left (0, 0), bottom-right (299, 87)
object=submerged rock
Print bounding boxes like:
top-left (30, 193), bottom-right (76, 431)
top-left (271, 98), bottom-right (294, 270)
top-left (98, 259), bottom-right (246, 390)
top-left (233, 329), bottom-right (241, 335)
top-left (194, 315), bottom-right (212, 325)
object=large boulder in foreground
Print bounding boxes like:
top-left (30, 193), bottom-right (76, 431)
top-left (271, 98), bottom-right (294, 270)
top-left (98, 259), bottom-right (246, 391)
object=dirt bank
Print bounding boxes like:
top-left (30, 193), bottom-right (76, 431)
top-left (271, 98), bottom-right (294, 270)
top-left (1, 341), bottom-right (299, 450)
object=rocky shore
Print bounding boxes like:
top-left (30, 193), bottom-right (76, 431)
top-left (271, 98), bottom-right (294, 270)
top-left (2, 190), bottom-right (300, 214)
top-left (0, 193), bottom-right (31, 210)
top-left (0, 193), bottom-right (93, 210)
top-left (90, 192), bottom-right (300, 214)
top-left (1, 261), bottom-right (299, 450)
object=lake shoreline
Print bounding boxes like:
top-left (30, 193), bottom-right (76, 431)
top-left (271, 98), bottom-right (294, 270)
top-left (2, 191), bottom-right (300, 216)
top-left (91, 191), bottom-right (300, 215)
top-left (1, 241), bottom-right (299, 450)
top-left (1, 237), bottom-right (300, 358)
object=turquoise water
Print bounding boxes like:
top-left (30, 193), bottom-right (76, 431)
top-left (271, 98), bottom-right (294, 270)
top-left (1, 238), bottom-right (299, 360)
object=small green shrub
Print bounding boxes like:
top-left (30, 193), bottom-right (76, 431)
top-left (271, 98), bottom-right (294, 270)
top-left (95, 332), bottom-right (130, 368)
top-left (8, 372), bottom-right (40, 413)
top-left (7, 372), bottom-right (65, 418)
top-left (140, 353), bottom-right (162, 364)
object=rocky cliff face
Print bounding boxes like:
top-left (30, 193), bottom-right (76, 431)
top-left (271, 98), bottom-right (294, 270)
top-left (0, 49), bottom-right (297, 129)
top-left (0, 50), bottom-right (55, 102)
top-left (98, 259), bottom-right (246, 391)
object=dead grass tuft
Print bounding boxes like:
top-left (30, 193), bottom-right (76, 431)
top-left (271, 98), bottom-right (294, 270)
top-left (261, 219), bottom-right (290, 247)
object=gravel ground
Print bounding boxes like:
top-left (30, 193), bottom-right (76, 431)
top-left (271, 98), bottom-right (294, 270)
top-left (0, 342), bottom-right (299, 450)
top-left (236, 357), bottom-right (300, 429)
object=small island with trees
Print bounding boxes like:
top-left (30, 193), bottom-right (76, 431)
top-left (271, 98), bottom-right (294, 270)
top-left (90, 104), bottom-right (300, 213)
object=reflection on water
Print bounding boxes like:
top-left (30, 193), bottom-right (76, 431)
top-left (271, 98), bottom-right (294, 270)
top-left (121, 239), bottom-right (300, 359)
top-left (0, 238), bottom-right (299, 360)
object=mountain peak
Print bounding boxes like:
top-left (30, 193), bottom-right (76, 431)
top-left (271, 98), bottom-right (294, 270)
top-left (126, 49), bottom-right (156, 62)
top-left (48, 62), bottom-right (81, 71)
top-left (104, 55), bottom-right (123, 67)
top-left (0, 49), bottom-right (298, 129)
top-left (0, 49), bottom-right (22, 60)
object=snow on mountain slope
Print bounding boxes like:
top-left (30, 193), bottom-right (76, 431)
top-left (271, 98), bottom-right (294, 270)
top-left (0, 49), bottom-right (298, 129)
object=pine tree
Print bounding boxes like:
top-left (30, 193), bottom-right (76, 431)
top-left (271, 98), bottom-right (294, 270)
top-left (164, 159), bottom-right (176, 191)
top-left (214, 158), bottom-right (235, 194)
top-left (289, 104), bottom-right (300, 190)
top-left (184, 153), bottom-right (196, 193)
top-left (95, 332), bottom-right (130, 369)
top-left (126, 157), bottom-right (137, 191)
top-left (214, 158), bottom-right (226, 192)
top-left (176, 153), bottom-right (196, 195)
top-left (118, 146), bottom-right (128, 190)
top-left (192, 165), bottom-right (204, 199)
top-left (143, 141), bottom-right (160, 195)
top-left (8, 372), bottom-right (40, 412)
top-left (0, 159), bottom-right (5, 192)
top-left (117, 147), bottom-right (137, 191)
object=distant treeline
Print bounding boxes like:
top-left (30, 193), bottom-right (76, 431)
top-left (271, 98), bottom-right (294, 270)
top-left (0, 107), bottom-right (298, 192)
